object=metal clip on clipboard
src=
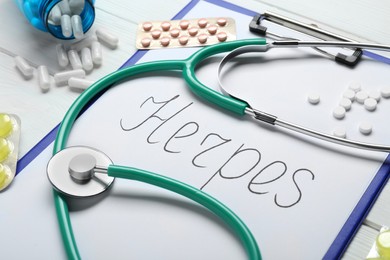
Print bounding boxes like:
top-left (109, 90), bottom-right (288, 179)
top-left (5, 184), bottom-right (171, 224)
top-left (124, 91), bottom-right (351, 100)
top-left (249, 12), bottom-right (363, 67)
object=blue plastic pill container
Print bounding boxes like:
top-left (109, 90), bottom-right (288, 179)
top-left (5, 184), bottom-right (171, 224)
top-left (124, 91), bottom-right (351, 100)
top-left (14, 0), bottom-right (95, 39)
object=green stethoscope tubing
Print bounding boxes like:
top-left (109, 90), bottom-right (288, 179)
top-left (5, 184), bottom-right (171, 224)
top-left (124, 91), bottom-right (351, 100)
top-left (52, 38), bottom-right (267, 260)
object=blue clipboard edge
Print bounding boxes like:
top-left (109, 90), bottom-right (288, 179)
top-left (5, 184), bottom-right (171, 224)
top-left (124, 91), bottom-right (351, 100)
top-left (14, 0), bottom-right (390, 258)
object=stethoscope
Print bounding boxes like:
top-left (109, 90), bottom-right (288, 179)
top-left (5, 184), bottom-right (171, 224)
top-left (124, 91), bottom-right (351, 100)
top-left (47, 38), bottom-right (390, 260)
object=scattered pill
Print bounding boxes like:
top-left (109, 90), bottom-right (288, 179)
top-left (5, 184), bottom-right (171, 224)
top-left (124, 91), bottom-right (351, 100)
top-left (355, 90), bottom-right (368, 104)
top-left (333, 106), bottom-right (346, 119)
top-left (333, 127), bottom-right (346, 138)
top-left (368, 90), bottom-right (381, 102)
top-left (348, 81), bottom-right (361, 92)
top-left (68, 77), bottom-right (94, 91)
top-left (71, 15), bottom-right (83, 39)
top-left (339, 98), bottom-right (352, 111)
top-left (217, 18), bottom-right (227, 26)
top-left (37, 65), bottom-right (50, 93)
top-left (143, 22), bottom-right (153, 31)
top-left (90, 41), bottom-right (102, 66)
top-left (188, 27), bottom-right (198, 36)
top-left (217, 32), bottom-right (228, 42)
top-left (359, 121), bottom-right (372, 135)
top-left (307, 93), bottom-right (320, 104)
top-left (381, 86), bottom-right (390, 98)
top-left (96, 28), bottom-right (119, 49)
top-left (14, 56), bottom-right (33, 79)
top-left (198, 34), bottom-right (208, 44)
top-left (0, 138), bottom-right (11, 163)
top-left (161, 21), bottom-right (171, 31)
top-left (169, 28), bottom-right (180, 38)
top-left (50, 5), bottom-right (62, 25)
top-left (141, 38), bottom-right (152, 48)
top-left (364, 98), bottom-right (377, 111)
top-left (70, 35), bottom-right (98, 51)
top-left (160, 37), bottom-right (170, 47)
top-left (207, 25), bottom-right (218, 35)
top-left (198, 18), bottom-right (208, 28)
top-left (54, 69), bottom-right (85, 85)
top-left (61, 14), bottom-right (72, 37)
top-left (68, 49), bottom-right (82, 70)
top-left (68, 0), bottom-right (85, 14)
top-left (81, 47), bottom-right (93, 71)
top-left (179, 20), bottom-right (190, 30)
top-left (151, 29), bottom-right (161, 39)
top-left (58, 0), bottom-right (72, 15)
top-left (342, 89), bottom-right (355, 101)
top-left (55, 44), bottom-right (69, 68)
top-left (0, 114), bottom-right (13, 138)
top-left (178, 35), bottom-right (189, 45)
top-left (376, 230), bottom-right (390, 258)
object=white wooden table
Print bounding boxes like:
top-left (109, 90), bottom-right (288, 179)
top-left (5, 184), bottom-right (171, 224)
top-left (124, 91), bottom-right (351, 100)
top-left (0, 0), bottom-right (389, 258)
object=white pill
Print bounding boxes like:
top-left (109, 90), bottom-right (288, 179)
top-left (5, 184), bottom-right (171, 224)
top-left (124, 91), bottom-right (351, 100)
top-left (359, 121), bottom-right (372, 135)
top-left (54, 69), bottom-right (85, 85)
top-left (348, 81), bottom-right (361, 92)
top-left (50, 5), bottom-right (62, 24)
top-left (91, 41), bottom-right (102, 66)
top-left (80, 47), bottom-right (93, 71)
top-left (70, 35), bottom-right (98, 51)
top-left (380, 86), bottom-right (390, 98)
top-left (333, 127), bottom-right (346, 138)
top-left (14, 56), bottom-right (33, 78)
top-left (355, 91), bottom-right (368, 104)
top-left (37, 65), bottom-right (50, 93)
top-left (339, 98), bottom-right (352, 111)
top-left (56, 44), bottom-right (69, 68)
top-left (68, 49), bottom-right (82, 70)
top-left (96, 28), bottom-right (119, 49)
top-left (58, 0), bottom-right (71, 15)
top-left (307, 93), bottom-right (320, 104)
top-left (343, 89), bottom-right (355, 101)
top-left (369, 90), bottom-right (381, 102)
top-left (68, 77), bottom-right (94, 91)
top-left (61, 15), bottom-right (72, 38)
top-left (71, 15), bottom-right (84, 39)
top-left (333, 106), bottom-right (346, 119)
top-left (69, 0), bottom-right (84, 15)
top-left (364, 98), bottom-right (377, 111)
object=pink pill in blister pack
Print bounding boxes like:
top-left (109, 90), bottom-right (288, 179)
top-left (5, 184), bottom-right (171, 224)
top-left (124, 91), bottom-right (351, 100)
top-left (136, 17), bottom-right (236, 49)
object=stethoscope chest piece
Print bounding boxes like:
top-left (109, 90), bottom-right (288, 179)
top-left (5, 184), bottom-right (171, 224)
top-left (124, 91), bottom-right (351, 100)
top-left (47, 146), bottom-right (115, 198)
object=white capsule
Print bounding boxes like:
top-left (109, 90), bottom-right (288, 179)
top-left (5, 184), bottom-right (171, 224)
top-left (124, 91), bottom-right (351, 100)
top-left (56, 44), bottom-right (69, 68)
top-left (68, 49), bottom-right (82, 70)
top-left (37, 65), bottom-right (50, 93)
top-left (342, 89), bottom-right (355, 101)
top-left (333, 127), bottom-right (346, 138)
top-left (339, 98), bottom-right (352, 111)
top-left (50, 5), bottom-right (62, 25)
top-left (364, 98), bottom-right (377, 111)
top-left (58, 0), bottom-right (71, 15)
top-left (380, 86), bottom-right (390, 98)
top-left (68, 77), bottom-right (94, 91)
top-left (71, 15), bottom-right (83, 39)
top-left (81, 47), bottom-right (93, 71)
top-left (359, 121), bottom-right (372, 135)
top-left (307, 93), bottom-right (320, 104)
top-left (96, 28), bottom-right (119, 49)
top-left (14, 56), bottom-right (33, 78)
top-left (368, 90), bottom-right (381, 102)
top-left (91, 41), bottom-right (102, 66)
top-left (70, 35), bottom-right (98, 51)
top-left (355, 91), bottom-right (368, 104)
top-left (333, 106), bottom-right (346, 119)
top-left (348, 81), bottom-right (361, 92)
top-left (69, 0), bottom-right (84, 15)
top-left (61, 15), bottom-right (72, 38)
top-left (54, 69), bottom-right (85, 85)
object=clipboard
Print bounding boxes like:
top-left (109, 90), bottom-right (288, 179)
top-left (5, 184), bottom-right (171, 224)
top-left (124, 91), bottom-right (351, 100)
top-left (13, 0), bottom-right (390, 258)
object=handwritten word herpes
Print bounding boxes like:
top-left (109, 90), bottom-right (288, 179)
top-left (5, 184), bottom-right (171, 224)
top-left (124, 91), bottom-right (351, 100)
top-left (120, 95), bottom-right (315, 208)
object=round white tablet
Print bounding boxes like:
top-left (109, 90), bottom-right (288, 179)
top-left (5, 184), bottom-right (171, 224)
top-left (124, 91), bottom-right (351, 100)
top-left (355, 91), bottom-right (368, 104)
top-left (339, 98), bottom-right (352, 111)
top-left (369, 90), bottom-right (381, 102)
top-left (333, 127), bottom-right (346, 138)
top-left (364, 98), bottom-right (377, 111)
top-left (348, 81), bottom-right (361, 92)
top-left (307, 93), bottom-right (320, 104)
top-left (333, 106), bottom-right (346, 119)
top-left (343, 89), bottom-right (355, 101)
top-left (381, 86), bottom-right (390, 98)
top-left (359, 122), bottom-right (372, 135)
